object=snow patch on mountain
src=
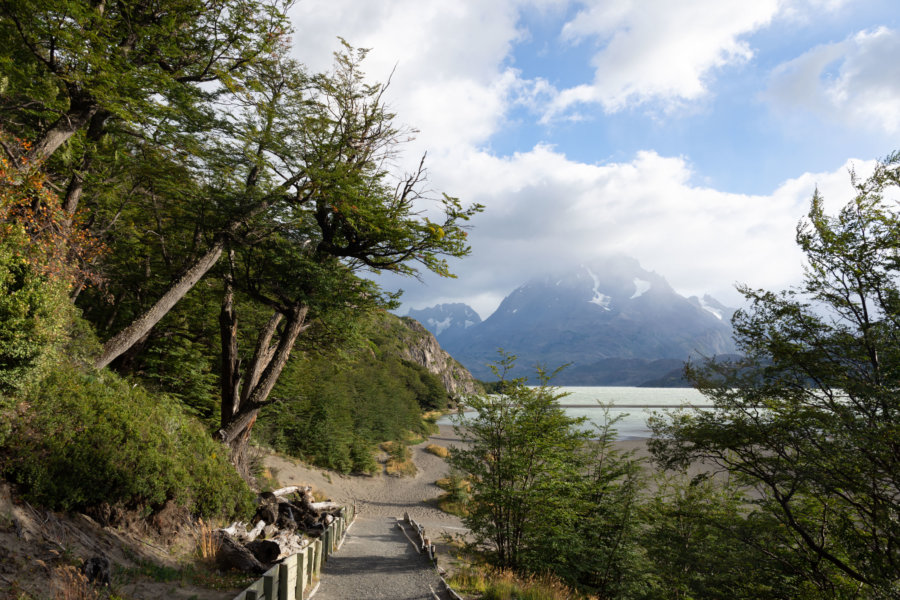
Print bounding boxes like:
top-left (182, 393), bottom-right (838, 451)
top-left (699, 297), bottom-right (723, 320)
top-left (427, 317), bottom-right (453, 336)
top-left (585, 267), bottom-right (612, 310)
top-left (631, 278), bottom-right (652, 299)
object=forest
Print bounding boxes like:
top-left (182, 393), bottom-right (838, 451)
top-left (0, 0), bottom-right (478, 518)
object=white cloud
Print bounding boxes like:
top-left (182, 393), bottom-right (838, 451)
top-left (283, 0), bottom-right (885, 320)
top-left (289, 0), bottom-right (528, 156)
top-left (767, 27), bottom-right (900, 134)
top-left (541, 0), bottom-right (780, 118)
top-left (391, 148), bottom-right (873, 319)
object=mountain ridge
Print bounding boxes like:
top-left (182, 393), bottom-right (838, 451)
top-left (408, 256), bottom-right (737, 384)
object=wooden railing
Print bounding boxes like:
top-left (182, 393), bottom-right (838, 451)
top-left (232, 504), bottom-right (355, 600)
top-left (403, 513), bottom-right (464, 600)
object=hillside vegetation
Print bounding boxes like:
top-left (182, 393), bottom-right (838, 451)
top-left (0, 0), bottom-right (479, 533)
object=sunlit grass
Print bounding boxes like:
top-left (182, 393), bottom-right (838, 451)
top-left (381, 441), bottom-right (417, 477)
top-left (424, 443), bottom-right (450, 458)
top-left (432, 473), bottom-right (470, 516)
top-left (449, 566), bottom-right (594, 600)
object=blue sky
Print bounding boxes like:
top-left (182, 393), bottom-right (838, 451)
top-left (289, 0), bottom-right (900, 319)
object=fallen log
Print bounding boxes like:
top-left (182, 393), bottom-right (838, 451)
top-left (246, 539), bottom-right (281, 564)
top-left (272, 485), bottom-right (304, 497)
top-left (245, 519), bottom-right (266, 542)
top-left (215, 533), bottom-right (267, 575)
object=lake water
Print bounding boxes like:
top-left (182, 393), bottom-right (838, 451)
top-left (437, 386), bottom-right (712, 440)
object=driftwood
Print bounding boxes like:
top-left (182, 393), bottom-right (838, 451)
top-left (216, 532), bottom-right (267, 575)
top-left (246, 539), bottom-right (281, 564)
top-left (272, 486), bottom-right (303, 497)
top-left (214, 487), bottom-right (345, 572)
top-left (245, 519), bottom-right (266, 542)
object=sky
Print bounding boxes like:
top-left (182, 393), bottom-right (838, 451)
top-left (288, 0), bottom-right (900, 320)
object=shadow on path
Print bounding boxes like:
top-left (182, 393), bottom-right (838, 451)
top-left (314, 516), bottom-right (449, 600)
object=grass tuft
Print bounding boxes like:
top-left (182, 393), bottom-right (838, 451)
top-left (195, 518), bottom-right (221, 563)
top-left (54, 566), bottom-right (97, 600)
top-left (433, 472), bottom-right (470, 517)
top-left (381, 441), bottom-right (417, 477)
top-left (424, 444), bottom-right (450, 458)
top-left (449, 566), bottom-right (592, 600)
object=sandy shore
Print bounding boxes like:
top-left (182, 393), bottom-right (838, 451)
top-left (264, 425), bottom-right (653, 536)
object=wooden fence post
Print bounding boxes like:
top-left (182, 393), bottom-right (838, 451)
top-left (279, 555), bottom-right (297, 600)
top-left (313, 538), bottom-right (323, 576)
top-left (263, 570), bottom-right (276, 600)
top-left (297, 547), bottom-right (307, 600)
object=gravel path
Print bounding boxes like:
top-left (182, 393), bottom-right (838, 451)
top-left (265, 426), bottom-right (468, 535)
top-left (264, 427), bottom-right (652, 599)
top-left (313, 516), bottom-right (449, 600)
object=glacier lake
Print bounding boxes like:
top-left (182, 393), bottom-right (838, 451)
top-left (439, 386), bottom-right (712, 440)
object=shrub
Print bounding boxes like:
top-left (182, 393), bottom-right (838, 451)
top-left (381, 441), bottom-right (416, 477)
top-left (425, 443), bottom-right (450, 458)
top-left (0, 230), bottom-right (71, 393)
top-left (0, 365), bottom-right (254, 519)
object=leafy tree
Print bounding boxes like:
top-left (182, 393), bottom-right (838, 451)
top-left (640, 473), bottom-right (823, 600)
top-left (0, 0), bottom-right (288, 168)
top-left (449, 353), bottom-right (591, 570)
top-left (0, 0), bottom-right (296, 372)
top-left (213, 47), bottom-right (480, 477)
top-left (650, 154), bottom-right (900, 597)
top-left (554, 409), bottom-right (644, 597)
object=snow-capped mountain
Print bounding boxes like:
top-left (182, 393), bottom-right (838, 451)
top-left (689, 294), bottom-right (737, 323)
top-left (406, 303), bottom-right (482, 341)
top-left (430, 256), bottom-right (737, 383)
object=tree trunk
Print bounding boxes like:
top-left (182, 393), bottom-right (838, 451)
top-left (217, 303), bottom-right (309, 481)
top-left (94, 240), bottom-right (224, 369)
top-left (26, 97), bottom-right (99, 166)
top-left (220, 252), bottom-right (241, 423)
top-left (61, 110), bottom-right (109, 222)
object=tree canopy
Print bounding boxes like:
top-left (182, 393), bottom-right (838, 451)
top-left (1, 0), bottom-right (482, 480)
top-left (650, 154), bottom-right (900, 597)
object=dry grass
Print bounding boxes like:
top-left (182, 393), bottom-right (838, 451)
top-left (53, 566), bottom-right (97, 600)
top-left (380, 441), bottom-right (417, 477)
top-left (195, 518), bottom-right (221, 562)
top-left (424, 444), bottom-right (450, 458)
top-left (421, 410), bottom-right (444, 422)
top-left (449, 566), bottom-right (594, 600)
top-left (433, 493), bottom-right (468, 517)
top-left (256, 466), bottom-right (281, 492)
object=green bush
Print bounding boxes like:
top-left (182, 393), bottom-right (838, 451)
top-left (0, 365), bottom-right (254, 519)
top-left (255, 344), bottom-right (438, 473)
top-left (0, 231), bottom-right (71, 393)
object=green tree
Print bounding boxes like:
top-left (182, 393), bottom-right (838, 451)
top-left (0, 0), bottom-right (287, 167)
top-left (0, 0), bottom-right (296, 372)
top-left (449, 353), bottom-right (590, 570)
top-left (556, 409), bottom-right (644, 597)
top-left (640, 472), bottom-right (823, 600)
top-left (212, 48), bottom-right (481, 477)
top-left (650, 154), bottom-right (900, 597)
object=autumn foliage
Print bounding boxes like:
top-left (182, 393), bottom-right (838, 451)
top-left (0, 135), bottom-right (104, 290)
top-left (0, 135), bottom-right (103, 391)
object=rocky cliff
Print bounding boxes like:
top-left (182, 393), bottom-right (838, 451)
top-left (394, 316), bottom-right (481, 397)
